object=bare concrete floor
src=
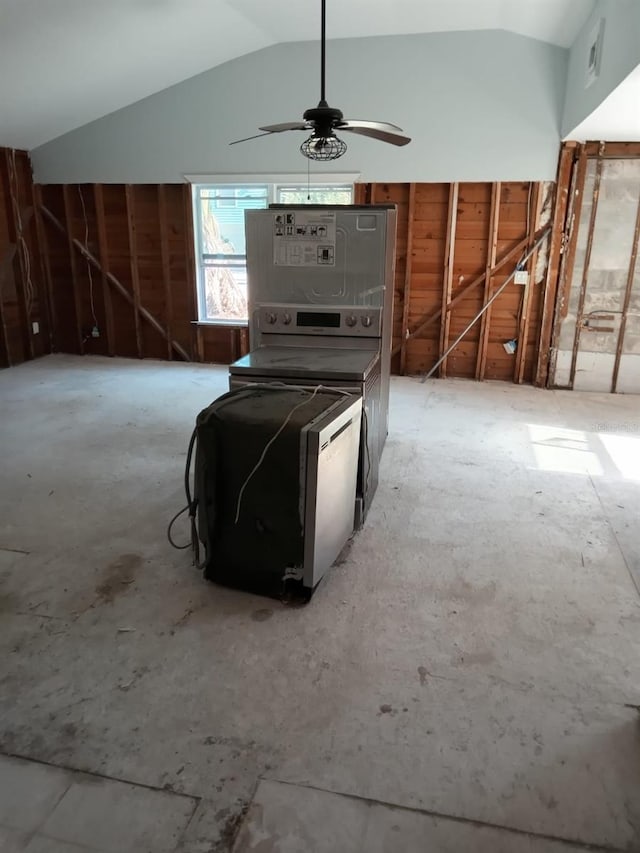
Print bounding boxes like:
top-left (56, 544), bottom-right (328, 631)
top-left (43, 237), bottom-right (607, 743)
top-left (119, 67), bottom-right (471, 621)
top-left (1, 354), bottom-right (639, 852)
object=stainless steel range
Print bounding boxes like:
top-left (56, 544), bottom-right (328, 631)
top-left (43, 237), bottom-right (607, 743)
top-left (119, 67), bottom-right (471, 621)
top-left (229, 204), bottom-right (397, 526)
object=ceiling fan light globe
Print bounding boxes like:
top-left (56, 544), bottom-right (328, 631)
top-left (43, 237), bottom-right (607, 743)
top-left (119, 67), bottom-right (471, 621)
top-left (300, 134), bottom-right (347, 161)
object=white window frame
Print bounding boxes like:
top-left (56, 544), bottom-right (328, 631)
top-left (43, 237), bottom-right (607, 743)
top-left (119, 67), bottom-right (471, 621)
top-left (189, 173), bottom-right (360, 325)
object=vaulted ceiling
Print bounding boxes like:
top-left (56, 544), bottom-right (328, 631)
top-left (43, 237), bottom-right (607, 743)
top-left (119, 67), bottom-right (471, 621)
top-left (0, 0), bottom-right (597, 149)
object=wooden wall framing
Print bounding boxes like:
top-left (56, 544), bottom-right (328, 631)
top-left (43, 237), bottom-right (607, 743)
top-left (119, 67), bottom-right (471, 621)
top-left (37, 183), bottom-right (245, 365)
top-left (546, 141), bottom-right (640, 392)
top-left (357, 180), bottom-right (554, 383)
top-left (3, 156), bottom-right (577, 387)
top-left (0, 147), bottom-right (51, 367)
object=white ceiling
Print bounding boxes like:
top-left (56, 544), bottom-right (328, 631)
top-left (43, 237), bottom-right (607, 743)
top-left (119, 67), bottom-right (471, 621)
top-left (0, 0), bottom-right (597, 150)
top-left (566, 65), bottom-right (640, 141)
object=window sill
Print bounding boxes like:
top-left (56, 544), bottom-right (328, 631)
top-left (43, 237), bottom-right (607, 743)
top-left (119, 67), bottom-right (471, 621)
top-left (192, 320), bottom-right (248, 328)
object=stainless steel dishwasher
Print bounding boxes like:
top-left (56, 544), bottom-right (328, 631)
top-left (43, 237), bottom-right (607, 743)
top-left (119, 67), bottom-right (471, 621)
top-left (194, 385), bottom-right (362, 598)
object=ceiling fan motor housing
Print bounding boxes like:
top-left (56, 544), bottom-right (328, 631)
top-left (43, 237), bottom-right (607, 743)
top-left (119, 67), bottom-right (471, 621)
top-left (303, 101), bottom-right (344, 137)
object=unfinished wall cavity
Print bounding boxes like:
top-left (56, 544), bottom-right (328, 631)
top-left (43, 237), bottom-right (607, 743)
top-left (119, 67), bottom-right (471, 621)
top-left (355, 181), bottom-right (554, 383)
top-left (0, 148), bottom-right (51, 367)
top-left (550, 143), bottom-right (640, 393)
top-left (36, 183), bottom-right (247, 365)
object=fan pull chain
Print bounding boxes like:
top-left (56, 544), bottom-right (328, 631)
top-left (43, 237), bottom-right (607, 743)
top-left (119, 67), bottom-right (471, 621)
top-left (307, 154), bottom-right (311, 201)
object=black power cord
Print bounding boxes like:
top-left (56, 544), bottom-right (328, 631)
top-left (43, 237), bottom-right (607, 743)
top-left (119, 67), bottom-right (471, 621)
top-left (167, 427), bottom-right (197, 551)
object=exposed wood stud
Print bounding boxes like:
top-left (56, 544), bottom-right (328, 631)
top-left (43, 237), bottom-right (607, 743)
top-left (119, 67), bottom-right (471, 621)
top-left (392, 228), bottom-right (541, 358)
top-left (547, 145), bottom-right (588, 385)
top-left (534, 144), bottom-right (576, 386)
top-left (475, 182), bottom-right (501, 380)
top-left (195, 326), bottom-right (205, 363)
top-left (40, 203), bottom-right (190, 362)
top-left (0, 242), bottom-right (11, 365)
top-left (124, 185), bottom-right (143, 359)
top-left (353, 184), bottom-right (366, 205)
top-left (33, 184), bottom-right (58, 352)
top-left (30, 181), bottom-right (53, 351)
top-left (399, 182), bottom-right (416, 375)
top-left (93, 185), bottom-right (115, 357)
top-left (439, 182), bottom-right (458, 378)
top-left (61, 184), bottom-right (84, 353)
top-left (158, 185), bottom-right (174, 361)
top-left (2, 150), bottom-right (34, 360)
top-left (569, 147), bottom-right (604, 388)
top-left (611, 187), bottom-right (640, 393)
top-left (230, 328), bottom-right (239, 362)
top-left (182, 184), bottom-right (197, 359)
top-left (515, 183), bottom-right (542, 384)
top-left (0, 244), bottom-right (17, 285)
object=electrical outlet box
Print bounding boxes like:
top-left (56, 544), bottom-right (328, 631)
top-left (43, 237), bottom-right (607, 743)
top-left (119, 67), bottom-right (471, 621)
top-left (514, 270), bottom-right (529, 286)
top-left (91, 326), bottom-right (100, 338)
top-left (32, 321), bottom-right (39, 334)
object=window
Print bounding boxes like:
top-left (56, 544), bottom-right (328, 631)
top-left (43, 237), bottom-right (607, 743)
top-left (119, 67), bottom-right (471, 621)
top-left (277, 185), bottom-right (354, 206)
top-left (195, 185), bottom-right (268, 324)
top-left (194, 182), bottom-right (354, 323)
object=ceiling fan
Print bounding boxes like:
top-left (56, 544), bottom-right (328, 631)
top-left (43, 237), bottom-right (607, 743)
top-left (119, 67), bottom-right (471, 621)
top-left (230, 0), bottom-right (411, 161)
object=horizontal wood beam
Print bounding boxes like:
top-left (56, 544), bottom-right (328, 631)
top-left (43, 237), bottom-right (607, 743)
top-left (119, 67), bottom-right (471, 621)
top-left (584, 141), bottom-right (640, 158)
top-left (40, 202), bottom-right (190, 362)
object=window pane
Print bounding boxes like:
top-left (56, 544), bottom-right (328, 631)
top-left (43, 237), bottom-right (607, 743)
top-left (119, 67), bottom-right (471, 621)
top-left (199, 185), bottom-right (268, 255)
top-left (196, 185), bottom-right (268, 322)
top-left (277, 185), bottom-right (353, 205)
top-left (195, 183), bottom-right (352, 322)
top-left (203, 265), bottom-right (248, 322)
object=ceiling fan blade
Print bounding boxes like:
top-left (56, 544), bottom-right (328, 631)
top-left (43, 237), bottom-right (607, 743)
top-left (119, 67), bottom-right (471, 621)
top-left (339, 123), bottom-right (411, 146)
top-left (339, 119), bottom-right (406, 133)
top-left (258, 122), bottom-right (310, 133)
top-left (229, 131), bottom-right (277, 145)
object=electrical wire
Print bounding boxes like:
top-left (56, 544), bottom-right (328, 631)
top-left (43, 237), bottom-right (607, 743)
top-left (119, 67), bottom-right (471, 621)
top-left (167, 426), bottom-right (197, 549)
top-left (234, 380), bottom-right (371, 504)
top-left (77, 185), bottom-right (98, 330)
top-left (234, 385), bottom-right (321, 524)
top-left (170, 383), bottom-right (369, 561)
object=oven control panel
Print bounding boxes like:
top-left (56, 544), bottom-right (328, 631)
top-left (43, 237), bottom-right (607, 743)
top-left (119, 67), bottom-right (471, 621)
top-left (255, 305), bottom-right (382, 337)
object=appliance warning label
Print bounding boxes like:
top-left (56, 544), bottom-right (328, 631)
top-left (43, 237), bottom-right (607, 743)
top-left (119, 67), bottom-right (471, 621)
top-left (273, 211), bottom-right (336, 266)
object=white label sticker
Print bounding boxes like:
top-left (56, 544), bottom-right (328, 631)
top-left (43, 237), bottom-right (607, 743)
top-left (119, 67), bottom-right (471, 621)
top-left (273, 210), bottom-right (336, 266)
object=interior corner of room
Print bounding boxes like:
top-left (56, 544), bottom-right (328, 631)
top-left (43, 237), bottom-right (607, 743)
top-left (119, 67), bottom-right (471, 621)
top-left (2, 1), bottom-right (640, 852)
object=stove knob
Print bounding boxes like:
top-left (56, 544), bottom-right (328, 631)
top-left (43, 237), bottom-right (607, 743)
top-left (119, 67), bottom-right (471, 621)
top-left (282, 312), bottom-right (292, 325)
top-left (345, 315), bottom-right (357, 328)
top-left (361, 315), bottom-right (372, 328)
top-left (265, 312), bottom-right (277, 325)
